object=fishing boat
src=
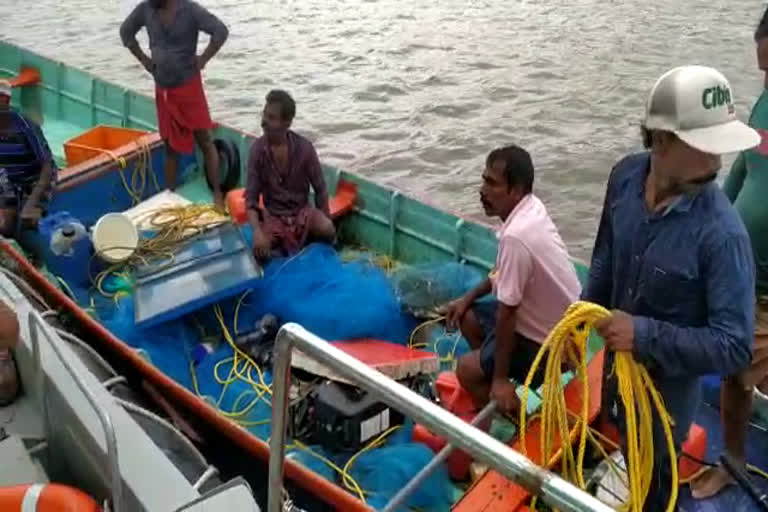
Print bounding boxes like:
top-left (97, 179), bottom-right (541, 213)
top-left (1, 39), bottom-right (767, 512)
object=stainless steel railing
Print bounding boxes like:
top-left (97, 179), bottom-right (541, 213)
top-left (267, 323), bottom-right (613, 512)
top-left (28, 311), bottom-right (124, 512)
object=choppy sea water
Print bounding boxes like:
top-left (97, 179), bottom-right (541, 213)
top-left (3, 0), bottom-right (764, 258)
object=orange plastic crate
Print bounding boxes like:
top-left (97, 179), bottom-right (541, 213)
top-left (63, 125), bottom-right (150, 167)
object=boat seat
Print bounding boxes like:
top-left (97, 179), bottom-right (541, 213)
top-left (225, 180), bottom-right (357, 225)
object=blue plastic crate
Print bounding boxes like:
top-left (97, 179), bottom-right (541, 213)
top-left (133, 223), bottom-right (263, 329)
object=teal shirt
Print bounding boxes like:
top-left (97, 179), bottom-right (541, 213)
top-left (723, 89), bottom-right (768, 295)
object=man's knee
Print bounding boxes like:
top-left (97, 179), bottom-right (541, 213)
top-left (194, 129), bottom-right (214, 150)
top-left (310, 210), bottom-right (336, 242)
top-left (724, 372), bottom-right (757, 394)
top-left (0, 210), bottom-right (17, 237)
top-left (456, 352), bottom-right (484, 390)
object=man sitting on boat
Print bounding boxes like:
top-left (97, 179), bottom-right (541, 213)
top-left (583, 65), bottom-right (758, 510)
top-left (246, 90), bottom-right (335, 261)
top-left (691, 10), bottom-right (768, 499)
top-left (446, 145), bottom-right (582, 413)
top-left (0, 297), bottom-right (19, 406)
top-left (120, 0), bottom-right (229, 210)
top-left (0, 80), bottom-right (56, 239)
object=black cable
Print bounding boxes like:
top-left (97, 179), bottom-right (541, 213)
top-left (721, 454), bottom-right (768, 512)
top-left (679, 450), bottom-right (717, 468)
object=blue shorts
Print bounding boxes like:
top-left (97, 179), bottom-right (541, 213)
top-left (473, 300), bottom-right (547, 388)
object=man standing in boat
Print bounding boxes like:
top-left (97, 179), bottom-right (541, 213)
top-left (445, 145), bottom-right (582, 414)
top-left (245, 89), bottom-right (335, 261)
top-left (583, 66), bottom-right (757, 510)
top-left (691, 10), bottom-right (768, 499)
top-left (0, 80), bottom-right (56, 239)
top-left (120, 0), bottom-right (228, 210)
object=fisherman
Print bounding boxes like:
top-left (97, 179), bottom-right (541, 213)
top-left (245, 90), bottom-right (335, 261)
top-left (583, 65), bottom-right (757, 510)
top-left (446, 145), bottom-right (582, 413)
top-left (0, 80), bottom-right (56, 239)
top-left (0, 298), bottom-right (19, 406)
top-left (690, 11), bottom-right (768, 499)
top-left (119, 0), bottom-right (229, 210)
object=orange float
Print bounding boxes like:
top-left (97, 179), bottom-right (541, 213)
top-left (0, 483), bottom-right (101, 511)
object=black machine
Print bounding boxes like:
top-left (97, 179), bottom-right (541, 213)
top-left (309, 380), bottom-right (404, 453)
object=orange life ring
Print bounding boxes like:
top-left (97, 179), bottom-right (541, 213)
top-left (0, 483), bottom-right (101, 511)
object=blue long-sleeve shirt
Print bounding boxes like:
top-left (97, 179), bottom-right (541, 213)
top-left (583, 152), bottom-right (754, 444)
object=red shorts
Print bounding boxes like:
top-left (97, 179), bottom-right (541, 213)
top-left (155, 73), bottom-right (213, 154)
top-left (262, 207), bottom-right (326, 256)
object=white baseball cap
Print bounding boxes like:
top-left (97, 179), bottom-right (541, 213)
top-left (0, 80), bottom-right (10, 98)
top-left (643, 65), bottom-right (760, 155)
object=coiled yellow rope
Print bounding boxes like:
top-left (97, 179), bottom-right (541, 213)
top-left (520, 301), bottom-right (678, 512)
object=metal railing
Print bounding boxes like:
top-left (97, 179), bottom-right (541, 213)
top-left (28, 311), bottom-right (124, 512)
top-left (268, 323), bottom-right (613, 512)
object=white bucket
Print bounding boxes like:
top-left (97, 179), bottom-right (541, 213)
top-left (92, 213), bottom-right (139, 264)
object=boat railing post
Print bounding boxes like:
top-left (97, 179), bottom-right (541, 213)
top-left (267, 322), bottom-right (614, 512)
top-left (28, 311), bottom-right (124, 512)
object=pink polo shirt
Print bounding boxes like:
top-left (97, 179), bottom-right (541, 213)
top-left (489, 194), bottom-right (581, 343)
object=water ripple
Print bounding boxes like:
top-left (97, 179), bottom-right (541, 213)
top-left (3, 0), bottom-right (763, 258)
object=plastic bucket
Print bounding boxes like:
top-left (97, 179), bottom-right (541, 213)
top-left (92, 213), bottom-right (139, 264)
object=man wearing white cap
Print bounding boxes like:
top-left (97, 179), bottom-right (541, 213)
top-left (0, 79), bottom-right (56, 238)
top-left (582, 65), bottom-right (758, 510)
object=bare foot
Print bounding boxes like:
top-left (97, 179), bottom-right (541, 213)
top-left (690, 464), bottom-right (735, 499)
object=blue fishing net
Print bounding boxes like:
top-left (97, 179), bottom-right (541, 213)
top-left (350, 443), bottom-right (453, 511)
top-left (217, 236), bottom-right (417, 343)
top-left (390, 261), bottom-right (487, 314)
top-left (38, 230), bottom-right (458, 509)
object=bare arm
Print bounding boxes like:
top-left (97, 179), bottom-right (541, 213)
top-left (191, 2), bottom-right (229, 66)
top-left (306, 144), bottom-right (330, 216)
top-left (119, 4), bottom-right (152, 71)
top-left (492, 303), bottom-right (519, 382)
top-left (491, 237), bottom-right (533, 382)
top-left (21, 120), bottom-right (54, 215)
top-left (463, 278), bottom-right (493, 304)
top-left (24, 161), bottom-right (53, 207)
top-left (245, 145), bottom-right (263, 234)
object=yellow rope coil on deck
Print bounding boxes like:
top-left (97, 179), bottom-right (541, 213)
top-left (519, 301), bottom-right (678, 512)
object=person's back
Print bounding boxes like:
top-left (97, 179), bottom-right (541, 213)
top-left (724, 90), bottom-right (768, 297)
top-left (496, 193), bottom-right (581, 343)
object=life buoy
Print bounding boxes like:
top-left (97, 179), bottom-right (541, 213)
top-left (205, 138), bottom-right (241, 194)
top-left (0, 483), bottom-right (101, 511)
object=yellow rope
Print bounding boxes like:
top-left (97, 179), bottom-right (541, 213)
top-left (520, 301), bottom-right (678, 512)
